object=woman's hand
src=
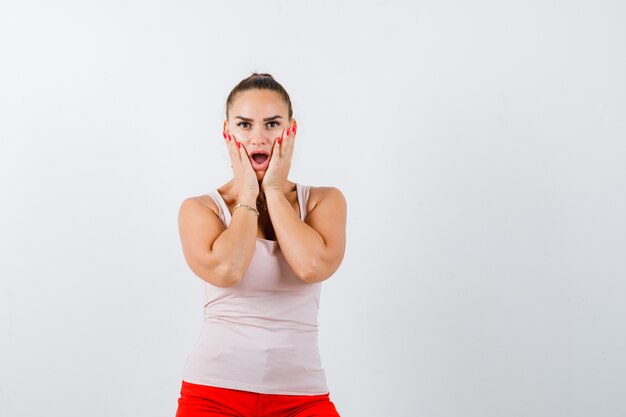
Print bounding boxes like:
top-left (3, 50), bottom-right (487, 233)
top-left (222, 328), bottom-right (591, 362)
top-left (262, 121), bottom-right (296, 192)
top-left (224, 131), bottom-right (259, 198)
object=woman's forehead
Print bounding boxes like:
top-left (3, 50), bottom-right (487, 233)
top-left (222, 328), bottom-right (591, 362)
top-left (231, 90), bottom-right (288, 116)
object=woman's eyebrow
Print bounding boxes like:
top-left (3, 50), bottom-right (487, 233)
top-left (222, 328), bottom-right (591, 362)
top-left (235, 115), bottom-right (283, 122)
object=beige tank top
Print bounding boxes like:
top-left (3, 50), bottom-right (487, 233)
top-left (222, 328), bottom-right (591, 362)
top-left (180, 183), bottom-right (329, 395)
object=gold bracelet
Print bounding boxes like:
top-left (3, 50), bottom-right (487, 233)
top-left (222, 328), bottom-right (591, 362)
top-left (233, 203), bottom-right (259, 217)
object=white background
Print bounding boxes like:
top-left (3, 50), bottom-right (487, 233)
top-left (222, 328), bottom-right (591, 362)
top-left (1, 1), bottom-right (625, 416)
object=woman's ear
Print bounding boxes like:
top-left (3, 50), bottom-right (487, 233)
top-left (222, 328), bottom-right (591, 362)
top-left (222, 119), bottom-right (229, 134)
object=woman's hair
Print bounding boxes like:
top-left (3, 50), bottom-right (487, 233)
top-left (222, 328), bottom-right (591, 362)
top-left (225, 73), bottom-right (292, 121)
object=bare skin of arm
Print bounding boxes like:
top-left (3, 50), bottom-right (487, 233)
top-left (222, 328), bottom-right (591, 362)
top-left (265, 186), bottom-right (347, 283)
top-left (178, 132), bottom-right (261, 287)
top-left (178, 192), bottom-right (258, 288)
top-left (260, 123), bottom-right (347, 284)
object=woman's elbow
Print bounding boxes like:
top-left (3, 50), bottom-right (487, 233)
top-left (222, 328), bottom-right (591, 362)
top-left (188, 255), bottom-right (242, 288)
top-left (299, 260), bottom-right (337, 284)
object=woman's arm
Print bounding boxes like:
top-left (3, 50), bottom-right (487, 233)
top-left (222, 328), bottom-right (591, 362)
top-left (178, 193), bottom-right (258, 287)
top-left (265, 186), bottom-right (347, 283)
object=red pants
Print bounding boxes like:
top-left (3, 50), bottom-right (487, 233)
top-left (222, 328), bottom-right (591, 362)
top-left (175, 380), bottom-right (341, 417)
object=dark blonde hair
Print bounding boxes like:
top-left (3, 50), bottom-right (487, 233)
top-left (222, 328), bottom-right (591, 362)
top-left (225, 73), bottom-right (293, 121)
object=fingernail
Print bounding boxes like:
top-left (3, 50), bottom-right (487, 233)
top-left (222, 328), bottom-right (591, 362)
top-left (278, 138), bottom-right (282, 144)
top-left (291, 124), bottom-right (295, 133)
top-left (237, 142), bottom-right (241, 148)
top-left (223, 131), bottom-right (227, 139)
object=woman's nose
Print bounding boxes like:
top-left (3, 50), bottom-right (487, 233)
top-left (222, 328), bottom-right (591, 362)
top-left (249, 134), bottom-right (269, 145)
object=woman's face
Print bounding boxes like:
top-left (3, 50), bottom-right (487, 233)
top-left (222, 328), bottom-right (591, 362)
top-left (224, 89), bottom-right (292, 178)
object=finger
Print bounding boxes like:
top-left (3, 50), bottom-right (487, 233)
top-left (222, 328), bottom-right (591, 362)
top-left (230, 134), bottom-right (241, 154)
top-left (271, 131), bottom-right (282, 161)
top-left (224, 132), bottom-right (235, 162)
top-left (228, 134), bottom-right (243, 171)
top-left (238, 141), bottom-right (252, 167)
top-left (270, 130), bottom-right (282, 157)
top-left (225, 133), bottom-right (235, 159)
top-left (285, 124), bottom-right (295, 161)
top-left (266, 135), bottom-right (278, 168)
top-left (280, 128), bottom-right (289, 158)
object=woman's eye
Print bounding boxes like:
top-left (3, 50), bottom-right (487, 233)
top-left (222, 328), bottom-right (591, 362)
top-left (236, 121), bottom-right (279, 129)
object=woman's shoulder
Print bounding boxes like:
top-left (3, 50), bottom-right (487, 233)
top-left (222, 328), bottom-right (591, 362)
top-left (306, 185), bottom-right (346, 212)
top-left (307, 184), bottom-right (344, 194)
top-left (183, 181), bottom-right (234, 217)
top-left (181, 193), bottom-right (220, 218)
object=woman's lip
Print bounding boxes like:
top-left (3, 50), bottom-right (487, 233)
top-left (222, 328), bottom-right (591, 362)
top-left (250, 154), bottom-right (270, 171)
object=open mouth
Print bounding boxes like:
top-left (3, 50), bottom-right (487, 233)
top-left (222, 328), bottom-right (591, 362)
top-left (251, 153), bottom-right (269, 164)
top-left (250, 151), bottom-right (270, 170)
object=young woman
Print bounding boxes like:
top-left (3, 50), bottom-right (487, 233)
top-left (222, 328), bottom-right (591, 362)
top-left (174, 73), bottom-right (347, 417)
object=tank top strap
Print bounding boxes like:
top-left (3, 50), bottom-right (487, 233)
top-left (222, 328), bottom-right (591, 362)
top-left (207, 190), bottom-right (232, 227)
top-left (296, 183), bottom-right (310, 222)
